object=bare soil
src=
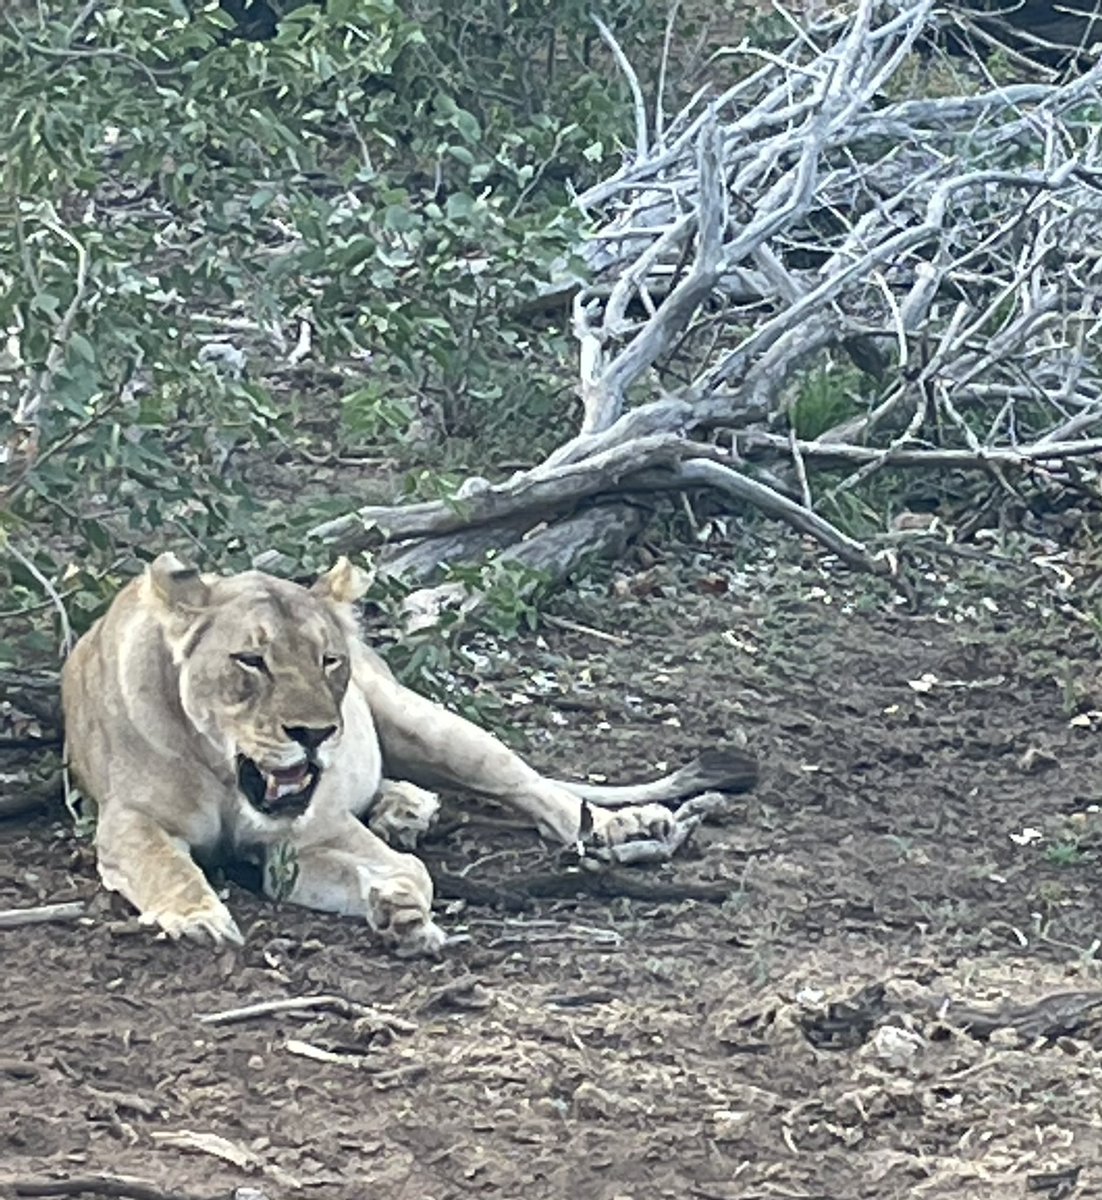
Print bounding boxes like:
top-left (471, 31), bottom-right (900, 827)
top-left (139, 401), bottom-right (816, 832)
top-left (5, 545), bottom-right (1102, 1200)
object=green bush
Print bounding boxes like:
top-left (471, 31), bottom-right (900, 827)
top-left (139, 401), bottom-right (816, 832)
top-left (0, 0), bottom-right (668, 648)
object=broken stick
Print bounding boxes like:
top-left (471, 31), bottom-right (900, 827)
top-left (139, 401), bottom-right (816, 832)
top-left (0, 901), bottom-right (86, 929)
top-left (196, 993), bottom-right (416, 1032)
top-left (10, 1175), bottom-right (208, 1200)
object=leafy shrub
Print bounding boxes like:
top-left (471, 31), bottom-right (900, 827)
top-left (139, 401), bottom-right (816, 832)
top-left (0, 0), bottom-right (668, 648)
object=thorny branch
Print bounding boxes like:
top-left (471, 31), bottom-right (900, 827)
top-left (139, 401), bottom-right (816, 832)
top-left (262, 0), bottom-right (1102, 611)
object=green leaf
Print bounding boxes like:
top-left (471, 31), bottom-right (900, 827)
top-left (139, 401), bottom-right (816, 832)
top-left (452, 109), bottom-right (481, 144)
top-left (445, 192), bottom-right (475, 220)
top-left (31, 292), bottom-right (61, 318)
top-left (69, 333), bottom-right (96, 364)
top-left (383, 204), bottom-right (414, 232)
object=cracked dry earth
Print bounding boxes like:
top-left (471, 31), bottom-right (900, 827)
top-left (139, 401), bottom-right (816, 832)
top-left (5, 545), bottom-right (1102, 1200)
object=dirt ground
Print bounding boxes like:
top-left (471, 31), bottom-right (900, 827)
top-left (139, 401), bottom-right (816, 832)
top-left (5, 540), bottom-right (1102, 1200)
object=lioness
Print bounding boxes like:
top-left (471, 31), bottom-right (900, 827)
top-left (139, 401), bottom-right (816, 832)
top-left (61, 554), bottom-right (755, 954)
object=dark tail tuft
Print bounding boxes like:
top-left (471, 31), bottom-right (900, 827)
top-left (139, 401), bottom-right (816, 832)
top-left (683, 747), bottom-right (759, 795)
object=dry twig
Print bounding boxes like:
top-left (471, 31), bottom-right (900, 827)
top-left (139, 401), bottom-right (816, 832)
top-left (0, 901), bottom-right (86, 929)
top-left (196, 993), bottom-right (416, 1032)
top-left (542, 614), bottom-right (632, 646)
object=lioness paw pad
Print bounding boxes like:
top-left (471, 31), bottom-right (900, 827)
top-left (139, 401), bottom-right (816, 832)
top-left (141, 899), bottom-right (242, 947)
top-left (365, 877), bottom-right (446, 958)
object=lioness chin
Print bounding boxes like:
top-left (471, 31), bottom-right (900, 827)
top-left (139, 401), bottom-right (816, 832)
top-left (60, 553), bottom-right (756, 954)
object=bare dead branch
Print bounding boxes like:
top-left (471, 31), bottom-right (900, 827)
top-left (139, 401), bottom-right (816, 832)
top-left (593, 15), bottom-right (649, 162)
top-left (0, 901), bottom-right (85, 929)
top-left (397, 504), bottom-right (645, 631)
top-left (743, 433), bottom-right (1102, 470)
top-left (257, 1), bottom-right (1102, 612)
top-left (675, 458), bottom-right (892, 579)
top-left (255, 434), bottom-right (710, 564)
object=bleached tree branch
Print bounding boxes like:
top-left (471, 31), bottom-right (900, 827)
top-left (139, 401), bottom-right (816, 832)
top-left (258, 0), bottom-right (1102, 611)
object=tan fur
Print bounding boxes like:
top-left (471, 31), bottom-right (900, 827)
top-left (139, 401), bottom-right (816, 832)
top-left (61, 555), bottom-right (680, 954)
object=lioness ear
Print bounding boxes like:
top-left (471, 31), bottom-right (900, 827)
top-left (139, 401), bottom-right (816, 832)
top-left (147, 552), bottom-right (210, 611)
top-left (311, 556), bottom-right (373, 605)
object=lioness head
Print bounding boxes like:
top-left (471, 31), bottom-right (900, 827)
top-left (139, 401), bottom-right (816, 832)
top-left (146, 553), bottom-right (371, 821)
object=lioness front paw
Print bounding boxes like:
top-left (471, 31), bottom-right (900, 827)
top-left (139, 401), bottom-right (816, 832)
top-left (368, 781), bottom-right (441, 850)
top-left (361, 871), bottom-right (447, 958)
top-left (140, 894), bottom-right (243, 947)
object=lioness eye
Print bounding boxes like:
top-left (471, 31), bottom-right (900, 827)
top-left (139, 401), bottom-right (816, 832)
top-left (232, 652), bottom-right (268, 673)
top-left (322, 653), bottom-right (344, 671)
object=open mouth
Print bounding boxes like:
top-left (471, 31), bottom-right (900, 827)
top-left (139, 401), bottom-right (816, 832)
top-left (236, 755), bottom-right (320, 819)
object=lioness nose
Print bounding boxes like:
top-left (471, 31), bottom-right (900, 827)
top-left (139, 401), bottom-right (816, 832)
top-left (284, 724), bottom-right (337, 752)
